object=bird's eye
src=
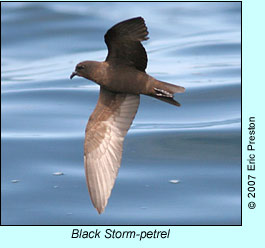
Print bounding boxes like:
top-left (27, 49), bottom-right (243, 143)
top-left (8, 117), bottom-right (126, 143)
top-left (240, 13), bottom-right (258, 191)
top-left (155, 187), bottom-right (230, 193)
top-left (77, 65), bottom-right (85, 70)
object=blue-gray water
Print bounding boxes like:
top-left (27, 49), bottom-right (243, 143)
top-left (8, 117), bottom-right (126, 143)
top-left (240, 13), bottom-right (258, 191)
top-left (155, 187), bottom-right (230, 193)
top-left (1, 2), bottom-right (241, 225)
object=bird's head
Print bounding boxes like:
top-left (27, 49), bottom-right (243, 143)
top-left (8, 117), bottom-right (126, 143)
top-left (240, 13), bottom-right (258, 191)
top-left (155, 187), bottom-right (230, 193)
top-left (70, 61), bottom-right (92, 80)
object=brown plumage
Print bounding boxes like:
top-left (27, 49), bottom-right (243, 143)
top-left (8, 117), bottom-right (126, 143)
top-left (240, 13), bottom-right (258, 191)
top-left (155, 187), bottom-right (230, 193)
top-left (70, 17), bottom-right (185, 214)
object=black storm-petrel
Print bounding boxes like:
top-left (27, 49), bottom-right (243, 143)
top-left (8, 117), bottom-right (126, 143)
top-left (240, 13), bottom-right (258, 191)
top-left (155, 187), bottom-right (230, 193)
top-left (70, 17), bottom-right (185, 214)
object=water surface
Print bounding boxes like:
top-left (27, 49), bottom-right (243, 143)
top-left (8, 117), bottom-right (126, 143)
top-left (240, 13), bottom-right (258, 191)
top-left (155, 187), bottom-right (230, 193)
top-left (1, 2), bottom-right (241, 225)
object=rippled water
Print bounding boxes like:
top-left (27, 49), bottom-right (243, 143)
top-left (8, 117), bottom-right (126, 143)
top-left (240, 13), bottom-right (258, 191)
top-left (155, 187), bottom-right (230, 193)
top-left (1, 2), bottom-right (241, 225)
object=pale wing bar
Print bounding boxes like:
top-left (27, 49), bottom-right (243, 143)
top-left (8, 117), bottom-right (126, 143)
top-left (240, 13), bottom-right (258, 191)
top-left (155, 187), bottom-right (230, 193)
top-left (84, 87), bottom-right (140, 214)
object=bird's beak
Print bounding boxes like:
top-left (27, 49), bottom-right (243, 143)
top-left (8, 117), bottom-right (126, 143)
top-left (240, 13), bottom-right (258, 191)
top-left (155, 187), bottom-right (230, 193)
top-left (70, 71), bottom-right (78, 79)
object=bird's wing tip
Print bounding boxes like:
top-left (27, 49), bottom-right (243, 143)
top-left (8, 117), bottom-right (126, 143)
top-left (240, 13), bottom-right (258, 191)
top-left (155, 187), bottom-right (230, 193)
top-left (96, 207), bottom-right (105, 214)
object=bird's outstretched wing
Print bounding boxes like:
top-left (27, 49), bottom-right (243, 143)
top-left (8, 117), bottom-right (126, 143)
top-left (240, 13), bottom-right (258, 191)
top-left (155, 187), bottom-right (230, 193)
top-left (84, 87), bottom-right (140, 214)
top-left (104, 17), bottom-right (149, 72)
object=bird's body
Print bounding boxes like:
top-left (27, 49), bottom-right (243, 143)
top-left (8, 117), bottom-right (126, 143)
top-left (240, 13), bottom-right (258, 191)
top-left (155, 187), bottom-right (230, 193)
top-left (70, 17), bottom-right (185, 214)
top-left (77, 61), bottom-right (149, 94)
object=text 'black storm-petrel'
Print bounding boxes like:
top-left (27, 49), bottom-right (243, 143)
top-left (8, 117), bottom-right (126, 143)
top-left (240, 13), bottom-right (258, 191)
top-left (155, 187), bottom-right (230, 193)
top-left (70, 17), bottom-right (185, 214)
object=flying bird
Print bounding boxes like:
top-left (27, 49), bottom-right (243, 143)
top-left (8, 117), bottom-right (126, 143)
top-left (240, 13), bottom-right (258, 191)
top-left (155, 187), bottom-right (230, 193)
top-left (70, 17), bottom-right (185, 214)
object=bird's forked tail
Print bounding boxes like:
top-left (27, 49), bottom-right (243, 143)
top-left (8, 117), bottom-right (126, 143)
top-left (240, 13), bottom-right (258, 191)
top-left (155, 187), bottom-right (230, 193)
top-left (151, 80), bottom-right (185, 107)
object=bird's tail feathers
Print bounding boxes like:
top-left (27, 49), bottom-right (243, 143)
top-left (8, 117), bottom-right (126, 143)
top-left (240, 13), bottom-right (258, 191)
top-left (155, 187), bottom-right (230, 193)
top-left (151, 80), bottom-right (185, 107)
top-left (160, 81), bottom-right (185, 94)
top-left (152, 95), bottom-right (181, 106)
